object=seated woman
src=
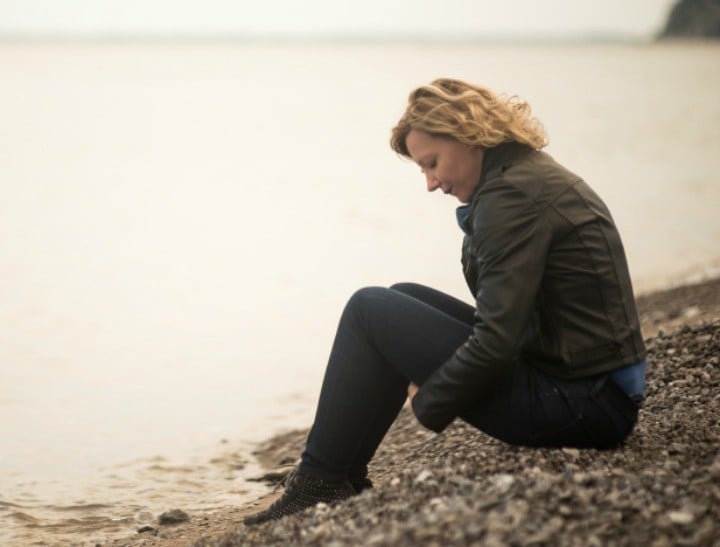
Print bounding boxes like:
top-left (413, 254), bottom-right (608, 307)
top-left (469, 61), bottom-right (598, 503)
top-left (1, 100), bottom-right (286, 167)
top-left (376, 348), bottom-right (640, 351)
top-left (244, 78), bottom-right (647, 525)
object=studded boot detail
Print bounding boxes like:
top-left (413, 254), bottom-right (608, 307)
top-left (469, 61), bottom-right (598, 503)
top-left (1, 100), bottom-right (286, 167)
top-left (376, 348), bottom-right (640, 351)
top-left (243, 472), bottom-right (356, 526)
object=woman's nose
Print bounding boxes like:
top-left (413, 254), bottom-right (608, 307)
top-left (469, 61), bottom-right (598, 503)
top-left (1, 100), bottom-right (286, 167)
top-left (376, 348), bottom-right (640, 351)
top-left (426, 174), bottom-right (440, 192)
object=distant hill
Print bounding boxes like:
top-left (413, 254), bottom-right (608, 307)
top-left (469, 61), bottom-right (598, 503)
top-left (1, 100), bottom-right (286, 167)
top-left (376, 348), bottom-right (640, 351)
top-left (659, 0), bottom-right (720, 38)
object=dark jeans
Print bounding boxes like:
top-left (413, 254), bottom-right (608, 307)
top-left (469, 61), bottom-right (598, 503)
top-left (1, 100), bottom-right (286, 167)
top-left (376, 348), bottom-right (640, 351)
top-left (299, 283), bottom-right (638, 482)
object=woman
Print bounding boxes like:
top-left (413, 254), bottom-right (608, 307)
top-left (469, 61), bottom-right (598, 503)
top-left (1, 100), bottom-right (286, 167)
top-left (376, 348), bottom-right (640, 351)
top-left (244, 78), bottom-right (647, 525)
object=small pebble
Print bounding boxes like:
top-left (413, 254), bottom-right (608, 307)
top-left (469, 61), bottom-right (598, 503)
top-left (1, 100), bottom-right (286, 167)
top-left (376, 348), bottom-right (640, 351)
top-left (667, 511), bottom-right (694, 525)
top-left (158, 509), bottom-right (190, 525)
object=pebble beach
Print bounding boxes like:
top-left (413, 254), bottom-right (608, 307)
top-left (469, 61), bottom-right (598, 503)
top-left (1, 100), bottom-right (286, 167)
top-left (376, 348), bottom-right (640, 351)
top-left (102, 276), bottom-right (720, 547)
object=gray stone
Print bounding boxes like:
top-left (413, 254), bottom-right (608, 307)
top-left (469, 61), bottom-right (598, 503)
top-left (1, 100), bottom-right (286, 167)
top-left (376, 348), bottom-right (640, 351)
top-left (158, 509), bottom-right (190, 525)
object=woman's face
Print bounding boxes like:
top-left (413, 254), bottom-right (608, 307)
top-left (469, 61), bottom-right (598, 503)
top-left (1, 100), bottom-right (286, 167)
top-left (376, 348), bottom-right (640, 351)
top-left (405, 129), bottom-right (485, 204)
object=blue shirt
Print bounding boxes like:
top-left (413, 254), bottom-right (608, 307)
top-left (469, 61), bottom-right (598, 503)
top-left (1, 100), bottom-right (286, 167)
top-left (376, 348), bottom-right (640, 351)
top-left (610, 359), bottom-right (646, 404)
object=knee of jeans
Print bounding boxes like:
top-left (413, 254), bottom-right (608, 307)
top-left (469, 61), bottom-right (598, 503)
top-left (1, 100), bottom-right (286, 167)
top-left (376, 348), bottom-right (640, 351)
top-left (344, 287), bottom-right (388, 328)
top-left (347, 286), bottom-right (388, 311)
top-left (389, 282), bottom-right (420, 294)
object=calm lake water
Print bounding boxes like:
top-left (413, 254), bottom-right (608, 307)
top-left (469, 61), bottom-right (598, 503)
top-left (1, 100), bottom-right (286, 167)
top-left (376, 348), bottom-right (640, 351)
top-left (1, 40), bottom-right (719, 545)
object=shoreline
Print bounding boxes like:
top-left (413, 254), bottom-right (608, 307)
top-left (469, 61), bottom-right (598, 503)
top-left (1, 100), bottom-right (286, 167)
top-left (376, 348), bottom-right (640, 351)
top-left (101, 275), bottom-right (719, 546)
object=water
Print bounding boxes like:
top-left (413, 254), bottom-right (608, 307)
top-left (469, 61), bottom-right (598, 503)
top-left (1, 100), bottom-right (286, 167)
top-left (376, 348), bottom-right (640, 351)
top-left (1, 40), bottom-right (719, 545)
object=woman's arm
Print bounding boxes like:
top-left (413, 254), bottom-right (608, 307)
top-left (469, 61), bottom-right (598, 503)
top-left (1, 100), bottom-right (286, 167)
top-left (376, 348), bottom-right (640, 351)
top-left (412, 182), bottom-right (552, 432)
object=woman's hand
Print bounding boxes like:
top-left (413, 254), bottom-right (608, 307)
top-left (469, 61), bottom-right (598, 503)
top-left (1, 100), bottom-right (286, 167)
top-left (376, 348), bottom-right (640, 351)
top-left (407, 382), bottom-right (419, 402)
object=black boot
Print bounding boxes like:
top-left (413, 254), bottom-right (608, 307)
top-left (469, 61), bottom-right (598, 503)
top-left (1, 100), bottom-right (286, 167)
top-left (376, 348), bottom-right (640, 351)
top-left (243, 472), bottom-right (356, 526)
top-left (349, 476), bottom-right (373, 494)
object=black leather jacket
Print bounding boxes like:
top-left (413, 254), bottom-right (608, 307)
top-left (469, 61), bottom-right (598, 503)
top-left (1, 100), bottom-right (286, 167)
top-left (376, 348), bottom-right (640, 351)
top-left (412, 142), bottom-right (647, 432)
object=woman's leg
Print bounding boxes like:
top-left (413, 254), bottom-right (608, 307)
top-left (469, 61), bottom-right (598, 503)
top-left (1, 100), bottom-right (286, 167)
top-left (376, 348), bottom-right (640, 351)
top-left (299, 284), bottom-right (474, 481)
top-left (342, 283), bottom-right (475, 479)
top-left (390, 282), bottom-right (476, 324)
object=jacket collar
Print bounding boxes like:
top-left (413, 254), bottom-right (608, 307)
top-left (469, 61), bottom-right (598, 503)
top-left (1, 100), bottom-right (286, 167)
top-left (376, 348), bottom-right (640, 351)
top-left (478, 140), bottom-right (534, 188)
top-left (456, 141), bottom-right (534, 235)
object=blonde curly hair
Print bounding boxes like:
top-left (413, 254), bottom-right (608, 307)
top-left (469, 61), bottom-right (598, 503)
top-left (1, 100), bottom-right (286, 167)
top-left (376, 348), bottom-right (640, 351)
top-left (390, 78), bottom-right (548, 156)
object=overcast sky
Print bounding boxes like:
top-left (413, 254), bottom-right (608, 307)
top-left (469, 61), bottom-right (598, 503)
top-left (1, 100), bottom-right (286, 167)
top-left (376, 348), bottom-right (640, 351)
top-left (0, 0), bottom-right (676, 38)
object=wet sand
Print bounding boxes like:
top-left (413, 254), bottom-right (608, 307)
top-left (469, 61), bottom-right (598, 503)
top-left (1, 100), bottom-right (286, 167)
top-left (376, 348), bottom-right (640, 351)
top-left (100, 276), bottom-right (720, 546)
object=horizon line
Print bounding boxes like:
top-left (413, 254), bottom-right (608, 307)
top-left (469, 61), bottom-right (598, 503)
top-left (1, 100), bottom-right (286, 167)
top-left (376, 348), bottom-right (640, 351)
top-left (0, 30), bottom-right (664, 45)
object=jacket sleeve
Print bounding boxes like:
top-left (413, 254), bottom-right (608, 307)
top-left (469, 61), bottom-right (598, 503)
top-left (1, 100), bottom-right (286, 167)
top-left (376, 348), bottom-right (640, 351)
top-left (412, 183), bottom-right (553, 432)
